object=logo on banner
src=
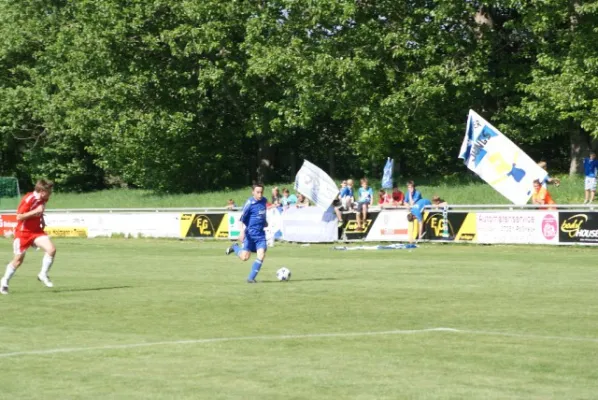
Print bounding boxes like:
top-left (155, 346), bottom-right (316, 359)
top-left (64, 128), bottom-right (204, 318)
top-left (542, 214), bottom-right (558, 240)
top-left (427, 213), bottom-right (454, 238)
top-left (0, 214), bottom-right (17, 237)
top-left (180, 213), bottom-right (228, 238)
top-left (195, 215), bottom-right (214, 236)
top-left (560, 213), bottom-right (598, 240)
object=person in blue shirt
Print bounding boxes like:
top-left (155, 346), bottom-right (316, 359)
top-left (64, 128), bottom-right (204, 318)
top-left (583, 152), bottom-right (598, 204)
top-left (407, 198), bottom-right (432, 242)
top-left (405, 180), bottom-right (422, 206)
top-left (225, 184), bottom-right (269, 283)
top-left (280, 188), bottom-right (297, 209)
top-left (339, 179), bottom-right (354, 210)
top-left (356, 178), bottom-right (374, 230)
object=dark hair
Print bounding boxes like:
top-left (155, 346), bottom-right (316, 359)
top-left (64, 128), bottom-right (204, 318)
top-left (407, 180), bottom-right (415, 187)
top-left (532, 179), bottom-right (541, 185)
top-left (283, 188), bottom-right (290, 194)
top-left (252, 183), bottom-right (264, 190)
top-left (406, 213), bottom-right (415, 222)
top-left (35, 179), bottom-right (54, 193)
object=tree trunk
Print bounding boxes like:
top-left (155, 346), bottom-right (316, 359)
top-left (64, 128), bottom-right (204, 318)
top-left (569, 123), bottom-right (591, 176)
top-left (289, 149), bottom-right (297, 179)
top-left (256, 139), bottom-right (274, 183)
top-left (328, 148), bottom-right (335, 179)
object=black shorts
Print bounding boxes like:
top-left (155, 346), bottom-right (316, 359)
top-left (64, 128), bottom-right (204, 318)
top-left (332, 199), bottom-right (341, 207)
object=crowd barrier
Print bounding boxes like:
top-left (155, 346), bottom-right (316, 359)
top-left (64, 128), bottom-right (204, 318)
top-left (1, 205), bottom-right (597, 246)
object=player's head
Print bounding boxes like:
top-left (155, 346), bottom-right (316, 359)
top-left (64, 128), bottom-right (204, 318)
top-left (591, 152), bottom-right (596, 160)
top-left (537, 161), bottom-right (547, 170)
top-left (360, 178), bottom-right (368, 188)
top-left (341, 180), bottom-right (347, 188)
top-left (347, 179), bottom-right (354, 187)
top-left (35, 179), bottom-right (54, 200)
top-left (252, 183), bottom-right (264, 200)
top-left (432, 195), bottom-right (442, 205)
top-left (532, 179), bottom-right (541, 190)
top-left (406, 213), bottom-right (415, 222)
top-left (407, 180), bottom-right (415, 192)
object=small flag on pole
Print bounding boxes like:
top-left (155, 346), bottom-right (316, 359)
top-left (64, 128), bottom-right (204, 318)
top-left (382, 158), bottom-right (394, 189)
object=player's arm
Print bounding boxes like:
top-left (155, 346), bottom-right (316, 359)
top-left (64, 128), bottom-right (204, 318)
top-left (16, 203), bottom-right (44, 221)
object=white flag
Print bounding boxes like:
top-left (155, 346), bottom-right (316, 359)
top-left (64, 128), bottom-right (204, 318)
top-left (294, 160), bottom-right (339, 210)
top-left (459, 110), bottom-right (547, 205)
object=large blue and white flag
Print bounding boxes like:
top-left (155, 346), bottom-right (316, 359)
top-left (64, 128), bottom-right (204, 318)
top-left (459, 110), bottom-right (547, 205)
top-left (382, 158), bottom-right (394, 189)
top-left (294, 160), bottom-right (339, 210)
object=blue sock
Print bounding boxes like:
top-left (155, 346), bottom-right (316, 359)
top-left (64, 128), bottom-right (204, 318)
top-left (232, 243), bottom-right (241, 256)
top-left (248, 259), bottom-right (263, 281)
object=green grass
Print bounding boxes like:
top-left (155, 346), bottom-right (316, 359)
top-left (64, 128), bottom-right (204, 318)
top-left (1, 239), bottom-right (597, 399)
top-left (0, 174), bottom-right (586, 210)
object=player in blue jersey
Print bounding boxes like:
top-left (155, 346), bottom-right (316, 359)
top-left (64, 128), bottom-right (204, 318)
top-left (405, 180), bottom-right (422, 206)
top-left (225, 183), bottom-right (268, 283)
top-left (407, 197), bottom-right (432, 242)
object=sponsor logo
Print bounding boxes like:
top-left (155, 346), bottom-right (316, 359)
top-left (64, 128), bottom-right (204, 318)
top-left (459, 233), bottom-right (475, 241)
top-left (560, 214), bottom-right (590, 239)
top-left (541, 214), bottom-right (558, 240)
top-left (345, 219), bottom-right (372, 233)
top-left (195, 215), bottom-right (214, 236)
top-left (427, 213), bottom-right (454, 238)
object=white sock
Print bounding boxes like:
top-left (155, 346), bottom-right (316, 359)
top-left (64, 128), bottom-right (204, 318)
top-left (41, 255), bottom-right (54, 276)
top-left (3, 263), bottom-right (16, 283)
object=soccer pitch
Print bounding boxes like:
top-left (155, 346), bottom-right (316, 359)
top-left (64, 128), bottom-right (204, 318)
top-left (1, 239), bottom-right (597, 399)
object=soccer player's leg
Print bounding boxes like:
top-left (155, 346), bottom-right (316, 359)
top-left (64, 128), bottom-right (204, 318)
top-left (33, 235), bottom-right (56, 288)
top-left (1, 236), bottom-right (30, 295)
top-left (247, 238), bottom-right (267, 283)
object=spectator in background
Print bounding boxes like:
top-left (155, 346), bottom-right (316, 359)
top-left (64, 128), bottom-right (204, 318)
top-left (270, 187), bottom-right (282, 208)
top-left (391, 186), bottom-right (405, 206)
top-left (532, 179), bottom-right (556, 210)
top-left (537, 161), bottom-right (560, 188)
top-left (356, 178), bottom-right (374, 230)
top-left (405, 180), bottom-right (422, 206)
top-left (226, 199), bottom-right (237, 210)
top-left (280, 188), bottom-right (297, 209)
top-left (340, 179), bottom-right (355, 210)
top-left (583, 152), bottom-right (598, 204)
top-left (378, 189), bottom-right (393, 207)
top-left (296, 193), bottom-right (310, 208)
top-left (431, 195), bottom-right (448, 208)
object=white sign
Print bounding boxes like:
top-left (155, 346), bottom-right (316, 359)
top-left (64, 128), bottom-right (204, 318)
top-left (294, 160), bottom-right (339, 210)
top-left (476, 211), bottom-right (559, 244)
top-left (281, 207), bottom-right (338, 243)
top-left (365, 210), bottom-right (411, 242)
top-left (228, 212), bottom-right (242, 239)
top-left (459, 110), bottom-right (547, 205)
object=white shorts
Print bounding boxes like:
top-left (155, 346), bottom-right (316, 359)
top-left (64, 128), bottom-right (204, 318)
top-left (585, 177), bottom-right (596, 191)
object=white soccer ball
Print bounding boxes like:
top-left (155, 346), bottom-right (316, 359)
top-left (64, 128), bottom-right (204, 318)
top-left (276, 267), bottom-right (292, 281)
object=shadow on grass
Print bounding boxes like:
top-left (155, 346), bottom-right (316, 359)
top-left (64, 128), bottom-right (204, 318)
top-left (51, 285), bottom-right (133, 293)
top-left (257, 278), bottom-right (339, 284)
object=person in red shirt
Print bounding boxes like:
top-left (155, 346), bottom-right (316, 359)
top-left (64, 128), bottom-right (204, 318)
top-left (391, 186), bottom-right (405, 206)
top-left (1, 179), bottom-right (56, 295)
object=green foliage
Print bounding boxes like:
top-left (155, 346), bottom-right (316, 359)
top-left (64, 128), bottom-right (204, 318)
top-left (1, 0), bottom-right (598, 192)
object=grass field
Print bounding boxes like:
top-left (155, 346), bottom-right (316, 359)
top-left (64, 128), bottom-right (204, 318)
top-left (0, 174), bottom-right (587, 210)
top-left (1, 238), bottom-right (597, 399)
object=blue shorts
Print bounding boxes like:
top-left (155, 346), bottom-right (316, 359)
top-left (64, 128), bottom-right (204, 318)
top-left (242, 235), bottom-right (267, 253)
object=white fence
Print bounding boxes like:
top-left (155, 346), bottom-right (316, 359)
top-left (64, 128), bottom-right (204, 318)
top-left (1, 205), bottom-right (597, 246)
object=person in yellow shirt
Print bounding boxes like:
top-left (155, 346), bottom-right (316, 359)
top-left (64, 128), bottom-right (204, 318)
top-left (531, 179), bottom-right (556, 210)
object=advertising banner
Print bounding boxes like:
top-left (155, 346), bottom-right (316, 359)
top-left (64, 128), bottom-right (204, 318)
top-left (558, 212), bottom-right (598, 244)
top-left (424, 211), bottom-right (477, 242)
top-left (339, 211), bottom-right (380, 241)
top-left (0, 214), bottom-right (17, 237)
top-left (476, 211), bottom-right (558, 244)
top-left (365, 210), bottom-right (410, 242)
top-left (44, 227), bottom-right (88, 238)
top-left (180, 213), bottom-right (229, 238)
top-left (228, 212), bottom-right (242, 239)
top-left (282, 207), bottom-right (338, 243)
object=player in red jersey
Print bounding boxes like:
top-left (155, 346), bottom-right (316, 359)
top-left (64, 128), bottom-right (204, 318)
top-left (1, 179), bottom-right (56, 295)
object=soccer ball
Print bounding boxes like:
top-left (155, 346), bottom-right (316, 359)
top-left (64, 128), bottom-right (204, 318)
top-left (276, 267), bottom-right (292, 281)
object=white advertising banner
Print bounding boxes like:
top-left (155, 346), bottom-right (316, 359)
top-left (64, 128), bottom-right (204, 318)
top-left (365, 210), bottom-right (411, 242)
top-left (44, 212), bottom-right (182, 238)
top-left (459, 110), bottom-right (547, 205)
top-left (476, 211), bottom-right (559, 244)
top-left (228, 212), bottom-right (242, 239)
top-left (282, 207), bottom-right (338, 243)
top-left (294, 160), bottom-right (339, 210)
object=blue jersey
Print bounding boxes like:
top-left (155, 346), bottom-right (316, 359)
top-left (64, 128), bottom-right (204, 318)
top-left (340, 187), bottom-right (353, 199)
top-left (411, 198), bottom-right (432, 222)
top-left (406, 190), bottom-right (422, 204)
top-left (240, 196), bottom-right (268, 238)
top-left (357, 187), bottom-right (373, 204)
top-left (584, 158), bottom-right (598, 178)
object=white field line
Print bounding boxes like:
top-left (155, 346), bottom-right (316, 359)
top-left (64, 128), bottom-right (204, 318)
top-left (0, 327), bottom-right (597, 359)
